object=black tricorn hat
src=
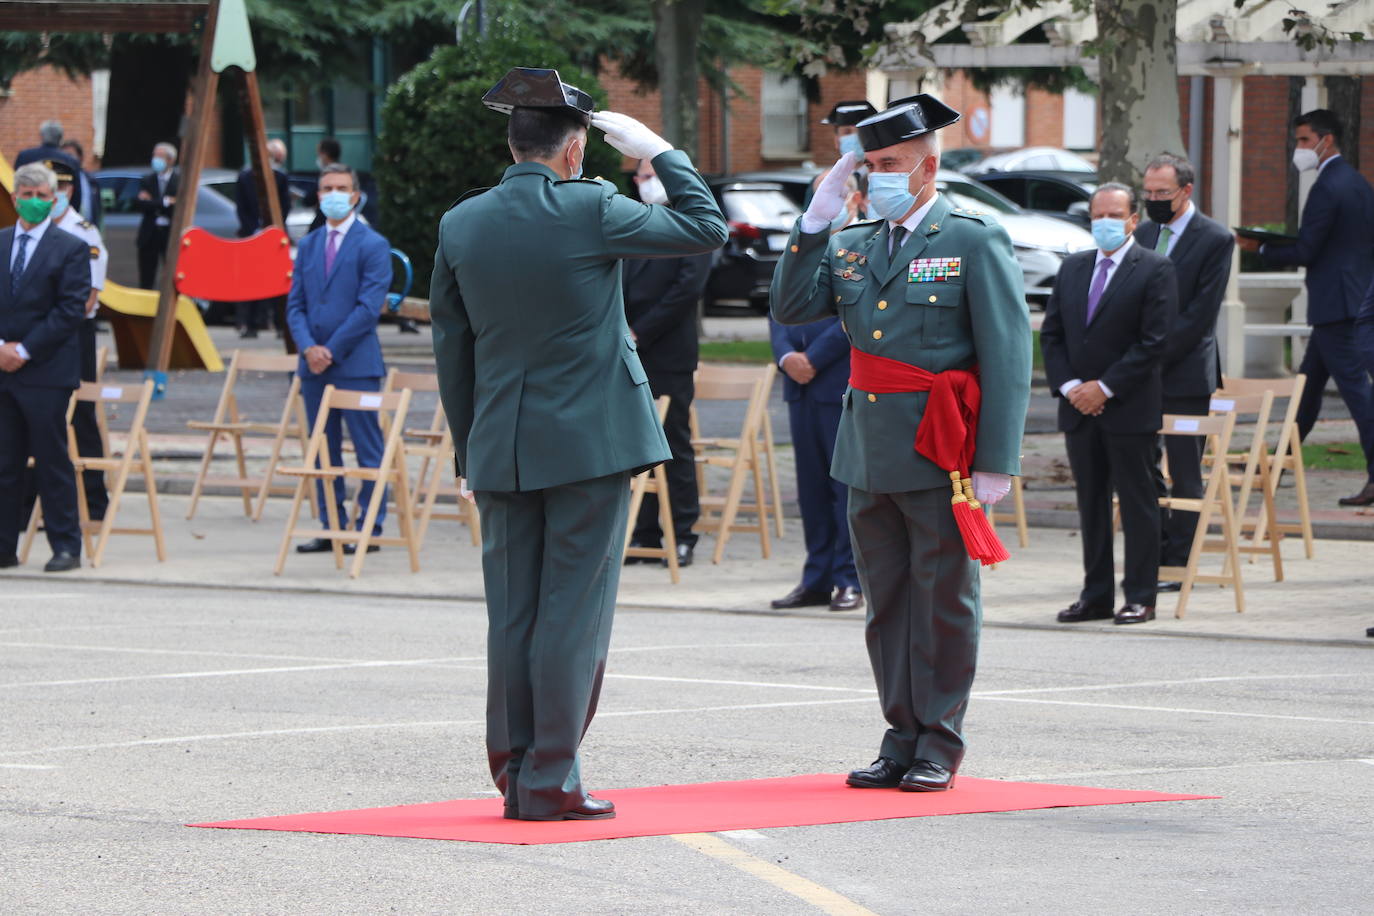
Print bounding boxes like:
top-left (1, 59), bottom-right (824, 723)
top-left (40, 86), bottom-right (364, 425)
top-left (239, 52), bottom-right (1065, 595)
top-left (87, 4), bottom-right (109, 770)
top-left (822, 100), bottom-right (877, 127)
top-left (482, 67), bottom-right (595, 125)
top-left (44, 158), bottom-right (77, 182)
top-left (856, 94), bottom-right (961, 151)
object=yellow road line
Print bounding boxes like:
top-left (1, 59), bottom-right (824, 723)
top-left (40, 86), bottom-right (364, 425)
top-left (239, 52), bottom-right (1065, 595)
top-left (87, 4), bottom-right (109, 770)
top-left (672, 832), bottom-right (882, 916)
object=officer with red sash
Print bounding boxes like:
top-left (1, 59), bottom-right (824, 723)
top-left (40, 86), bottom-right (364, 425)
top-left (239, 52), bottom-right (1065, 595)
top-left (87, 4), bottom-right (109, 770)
top-left (770, 95), bottom-right (1031, 792)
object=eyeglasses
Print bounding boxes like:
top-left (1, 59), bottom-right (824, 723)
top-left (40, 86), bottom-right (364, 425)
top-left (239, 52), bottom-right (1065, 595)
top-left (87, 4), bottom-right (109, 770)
top-left (1142, 187), bottom-right (1183, 201)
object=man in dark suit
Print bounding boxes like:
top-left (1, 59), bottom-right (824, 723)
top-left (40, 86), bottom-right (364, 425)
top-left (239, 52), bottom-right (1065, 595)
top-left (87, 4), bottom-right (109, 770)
top-left (134, 142), bottom-right (180, 290)
top-left (0, 163), bottom-right (92, 572)
top-left (285, 163), bottom-right (393, 552)
top-left (1042, 183), bottom-right (1177, 625)
top-left (14, 120), bottom-right (84, 216)
top-left (1136, 153), bottom-right (1235, 585)
top-left (1239, 109), bottom-right (1374, 506)
top-left (622, 157), bottom-right (714, 568)
top-left (234, 138), bottom-right (293, 338)
top-left (430, 69), bottom-right (726, 821)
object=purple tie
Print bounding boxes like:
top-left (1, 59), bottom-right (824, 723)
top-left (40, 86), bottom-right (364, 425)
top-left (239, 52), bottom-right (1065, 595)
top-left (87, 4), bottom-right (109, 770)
top-left (324, 229), bottom-right (340, 276)
top-left (1085, 257), bottom-right (1112, 323)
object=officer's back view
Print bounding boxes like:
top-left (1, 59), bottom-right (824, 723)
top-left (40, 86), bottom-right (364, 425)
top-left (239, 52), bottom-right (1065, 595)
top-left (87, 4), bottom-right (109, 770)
top-left (429, 68), bottom-right (727, 822)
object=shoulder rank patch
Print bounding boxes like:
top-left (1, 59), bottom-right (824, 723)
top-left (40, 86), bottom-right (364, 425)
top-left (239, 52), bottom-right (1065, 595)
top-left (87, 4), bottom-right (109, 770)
top-left (78, 219), bottom-right (94, 230)
top-left (90, 246), bottom-right (101, 260)
top-left (908, 257), bottom-right (961, 283)
top-left (950, 207), bottom-right (995, 225)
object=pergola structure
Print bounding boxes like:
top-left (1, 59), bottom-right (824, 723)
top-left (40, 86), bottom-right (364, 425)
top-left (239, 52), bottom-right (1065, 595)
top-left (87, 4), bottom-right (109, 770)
top-left (0, 0), bottom-right (282, 393)
top-left (871, 0), bottom-right (1374, 375)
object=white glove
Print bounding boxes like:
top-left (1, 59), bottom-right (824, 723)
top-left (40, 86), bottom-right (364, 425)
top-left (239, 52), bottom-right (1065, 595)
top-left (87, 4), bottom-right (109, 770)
top-left (972, 472), bottom-right (1012, 507)
top-left (459, 478), bottom-right (475, 505)
top-left (800, 150), bottom-right (861, 233)
top-left (591, 112), bottom-right (672, 161)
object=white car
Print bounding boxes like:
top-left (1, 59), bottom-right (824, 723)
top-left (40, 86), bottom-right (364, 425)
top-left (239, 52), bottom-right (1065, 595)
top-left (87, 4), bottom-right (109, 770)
top-left (937, 170), bottom-right (1096, 305)
top-left (966, 146), bottom-right (1096, 175)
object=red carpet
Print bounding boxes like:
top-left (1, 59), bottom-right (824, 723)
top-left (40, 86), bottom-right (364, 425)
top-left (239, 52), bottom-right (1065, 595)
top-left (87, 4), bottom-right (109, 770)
top-left (190, 774), bottom-right (1213, 845)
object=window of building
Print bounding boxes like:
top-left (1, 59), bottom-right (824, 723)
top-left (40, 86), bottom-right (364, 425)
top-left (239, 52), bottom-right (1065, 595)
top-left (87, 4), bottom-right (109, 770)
top-left (1062, 88), bottom-right (1097, 150)
top-left (989, 84), bottom-right (1026, 148)
top-left (761, 71), bottom-right (808, 157)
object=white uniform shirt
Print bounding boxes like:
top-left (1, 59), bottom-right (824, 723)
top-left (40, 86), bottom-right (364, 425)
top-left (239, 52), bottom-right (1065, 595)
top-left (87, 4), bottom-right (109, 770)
top-left (55, 206), bottom-right (108, 316)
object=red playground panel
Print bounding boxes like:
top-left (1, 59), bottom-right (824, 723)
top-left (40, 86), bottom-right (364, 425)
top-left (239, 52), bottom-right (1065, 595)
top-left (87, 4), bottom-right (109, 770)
top-left (176, 226), bottom-right (294, 302)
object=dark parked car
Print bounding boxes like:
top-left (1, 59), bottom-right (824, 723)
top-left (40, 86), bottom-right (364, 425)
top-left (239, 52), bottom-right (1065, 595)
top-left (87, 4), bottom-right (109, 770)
top-left (973, 170), bottom-right (1097, 229)
top-left (704, 177), bottom-right (805, 313)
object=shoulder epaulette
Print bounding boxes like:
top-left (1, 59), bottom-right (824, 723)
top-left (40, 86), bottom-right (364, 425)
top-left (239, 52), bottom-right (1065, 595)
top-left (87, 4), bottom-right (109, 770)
top-left (950, 207), bottom-right (995, 224)
top-left (77, 219), bottom-right (94, 230)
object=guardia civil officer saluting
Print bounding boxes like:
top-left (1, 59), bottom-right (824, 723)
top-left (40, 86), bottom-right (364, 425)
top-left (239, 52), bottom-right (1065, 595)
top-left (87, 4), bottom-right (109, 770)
top-left (771, 95), bottom-right (1031, 792)
top-left (430, 68), bottom-right (727, 822)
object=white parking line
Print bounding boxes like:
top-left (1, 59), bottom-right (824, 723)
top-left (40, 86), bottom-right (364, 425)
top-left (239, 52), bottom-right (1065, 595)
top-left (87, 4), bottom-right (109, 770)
top-left (0, 763), bottom-right (57, 770)
top-left (1010, 756), bottom-right (1372, 781)
top-left (0, 655), bottom-right (488, 690)
top-left (0, 594), bottom-right (88, 602)
top-left (981, 695), bottom-right (1374, 727)
top-left (0, 641), bottom-right (380, 663)
top-left (608, 673), bottom-right (873, 693)
top-left (975, 671), bottom-right (1374, 697)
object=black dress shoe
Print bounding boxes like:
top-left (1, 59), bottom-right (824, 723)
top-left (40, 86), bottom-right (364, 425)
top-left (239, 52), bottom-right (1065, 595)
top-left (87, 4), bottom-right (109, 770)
top-left (502, 804), bottom-right (520, 820)
top-left (44, 551), bottom-right (80, 573)
top-left (1367, 626), bottom-right (1374, 638)
top-left (397, 319), bottom-right (421, 334)
top-left (343, 543), bottom-right (380, 555)
top-left (771, 585), bottom-right (833, 609)
top-left (846, 756), bottom-right (907, 788)
top-left (1156, 580), bottom-right (1182, 593)
top-left (1338, 482), bottom-right (1374, 506)
top-left (899, 760), bottom-right (955, 792)
top-left (1056, 600), bottom-right (1114, 623)
top-left (1114, 603), bottom-right (1156, 625)
top-left (829, 586), bottom-right (863, 612)
top-left (295, 538), bottom-right (335, 554)
top-left (517, 796), bottom-right (615, 821)
top-left (666, 542), bottom-right (694, 568)
top-left (0, 554), bottom-right (19, 569)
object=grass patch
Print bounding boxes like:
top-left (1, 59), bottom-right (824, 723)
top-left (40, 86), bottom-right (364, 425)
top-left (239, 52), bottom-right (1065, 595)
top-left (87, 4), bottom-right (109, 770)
top-left (1302, 441), bottom-right (1368, 472)
top-left (1032, 328), bottom-right (1043, 373)
top-left (699, 340), bottom-right (774, 364)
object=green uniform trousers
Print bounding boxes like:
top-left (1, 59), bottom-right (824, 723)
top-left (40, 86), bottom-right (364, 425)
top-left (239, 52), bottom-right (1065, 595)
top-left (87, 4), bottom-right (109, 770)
top-left (848, 485), bottom-right (981, 771)
top-left (476, 471), bottom-right (631, 817)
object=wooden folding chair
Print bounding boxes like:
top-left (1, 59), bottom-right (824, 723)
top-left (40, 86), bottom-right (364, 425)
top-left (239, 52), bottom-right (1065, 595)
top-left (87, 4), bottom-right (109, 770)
top-left (624, 396), bottom-right (680, 583)
top-left (1221, 375), bottom-right (1314, 559)
top-left (690, 365), bottom-right (785, 539)
top-left (990, 476), bottom-right (1029, 548)
top-left (274, 385), bottom-right (419, 578)
top-left (382, 368), bottom-right (480, 549)
top-left (93, 345), bottom-right (112, 458)
top-left (185, 350), bottom-right (315, 522)
top-left (1207, 388), bottom-right (1283, 582)
top-left (1157, 412), bottom-right (1244, 617)
top-left (692, 363), bottom-right (777, 564)
top-left (69, 379), bottom-right (166, 568)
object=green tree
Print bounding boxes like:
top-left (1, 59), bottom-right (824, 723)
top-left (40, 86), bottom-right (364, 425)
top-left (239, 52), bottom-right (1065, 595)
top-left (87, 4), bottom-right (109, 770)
top-left (373, 27), bottom-right (624, 293)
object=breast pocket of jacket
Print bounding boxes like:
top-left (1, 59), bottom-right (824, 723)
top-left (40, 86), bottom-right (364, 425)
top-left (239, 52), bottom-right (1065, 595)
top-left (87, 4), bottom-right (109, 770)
top-left (907, 279), bottom-right (965, 348)
top-left (621, 333), bottom-right (649, 386)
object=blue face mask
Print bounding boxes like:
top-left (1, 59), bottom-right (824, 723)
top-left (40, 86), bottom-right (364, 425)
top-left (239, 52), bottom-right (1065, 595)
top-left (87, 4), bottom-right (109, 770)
top-left (51, 190), bottom-right (71, 221)
top-left (838, 133), bottom-right (864, 159)
top-left (320, 190), bottom-right (354, 221)
top-left (867, 157), bottom-right (928, 223)
top-left (151, 156), bottom-right (167, 174)
top-left (1091, 217), bottom-right (1130, 252)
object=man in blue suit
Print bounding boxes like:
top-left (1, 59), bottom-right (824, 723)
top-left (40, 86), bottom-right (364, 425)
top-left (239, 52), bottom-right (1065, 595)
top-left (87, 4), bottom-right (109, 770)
top-left (286, 163), bottom-right (393, 552)
top-left (1240, 109), bottom-right (1374, 506)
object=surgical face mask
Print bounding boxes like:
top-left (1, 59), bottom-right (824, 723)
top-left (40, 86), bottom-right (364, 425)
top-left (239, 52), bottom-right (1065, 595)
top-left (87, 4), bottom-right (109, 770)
top-left (838, 133), bottom-right (864, 159)
top-left (316, 156), bottom-right (327, 171)
top-left (16, 195), bottom-right (55, 225)
top-left (638, 175), bottom-right (668, 206)
top-left (1144, 195), bottom-right (1176, 225)
top-left (568, 142), bottom-right (585, 181)
top-left (867, 156), bottom-right (928, 223)
top-left (1292, 137), bottom-right (1327, 173)
top-left (151, 156), bottom-right (168, 173)
top-left (51, 189), bottom-right (71, 220)
top-left (320, 190), bottom-right (354, 221)
top-left (1091, 217), bottom-right (1130, 252)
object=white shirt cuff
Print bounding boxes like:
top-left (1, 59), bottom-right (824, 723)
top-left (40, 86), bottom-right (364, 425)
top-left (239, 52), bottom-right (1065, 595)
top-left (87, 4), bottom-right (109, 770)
top-left (1058, 379), bottom-right (1083, 397)
top-left (780, 352), bottom-right (801, 370)
top-left (1098, 380), bottom-right (1114, 398)
top-left (799, 214), bottom-right (830, 235)
top-left (15, 342), bottom-right (31, 360)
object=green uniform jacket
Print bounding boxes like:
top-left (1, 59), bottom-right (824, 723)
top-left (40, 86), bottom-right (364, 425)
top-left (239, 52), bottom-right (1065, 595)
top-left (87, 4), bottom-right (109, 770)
top-left (770, 194), bottom-right (1032, 493)
top-left (430, 150), bottom-right (728, 492)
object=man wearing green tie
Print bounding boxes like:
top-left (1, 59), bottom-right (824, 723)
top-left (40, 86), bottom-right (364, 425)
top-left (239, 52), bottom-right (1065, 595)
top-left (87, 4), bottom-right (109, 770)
top-left (429, 68), bottom-right (726, 821)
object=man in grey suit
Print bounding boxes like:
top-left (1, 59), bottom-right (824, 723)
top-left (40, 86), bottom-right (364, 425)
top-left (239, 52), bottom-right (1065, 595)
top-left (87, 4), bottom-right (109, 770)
top-left (430, 69), bottom-right (726, 821)
top-left (1136, 153), bottom-right (1235, 586)
top-left (1042, 183), bottom-right (1177, 625)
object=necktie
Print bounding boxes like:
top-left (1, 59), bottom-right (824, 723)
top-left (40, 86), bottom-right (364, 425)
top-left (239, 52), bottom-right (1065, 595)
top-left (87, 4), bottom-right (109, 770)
top-left (889, 225), bottom-right (907, 255)
top-left (10, 234), bottom-right (30, 298)
top-left (1155, 226), bottom-right (1172, 254)
top-left (1085, 257), bottom-right (1113, 323)
top-left (324, 230), bottom-right (339, 276)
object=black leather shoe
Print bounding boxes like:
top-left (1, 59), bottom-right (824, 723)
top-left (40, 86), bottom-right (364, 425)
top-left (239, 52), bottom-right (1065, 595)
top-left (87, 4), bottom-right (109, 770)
top-left (1338, 482), bottom-right (1374, 506)
top-left (1057, 600), bottom-right (1114, 623)
top-left (1114, 603), bottom-right (1156, 625)
top-left (343, 543), bottom-right (380, 555)
top-left (1156, 580), bottom-right (1182, 593)
top-left (899, 760), bottom-right (955, 792)
top-left (517, 796), bottom-right (615, 821)
top-left (0, 554), bottom-right (19, 569)
top-left (295, 538), bottom-right (334, 554)
top-left (666, 542), bottom-right (693, 568)
top-left (1367, 626), bottom-right (1374, 638)
top-left (397, 319), bottom-right (421, 334)
top-left (829, 586), bottom-right (863, 611)
top-left (771, 585), bottom-right (833, 609)
top-left (502, 804), bottom-right (520, 820)
top-left (44, 552), bottom-right (80, 573)
top-left (846, 757), bottom-right (907, 788)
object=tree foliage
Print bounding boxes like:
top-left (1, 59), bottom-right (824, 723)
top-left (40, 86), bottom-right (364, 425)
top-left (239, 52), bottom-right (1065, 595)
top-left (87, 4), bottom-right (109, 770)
top-left (373, 25), bottom-right (624, 294)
